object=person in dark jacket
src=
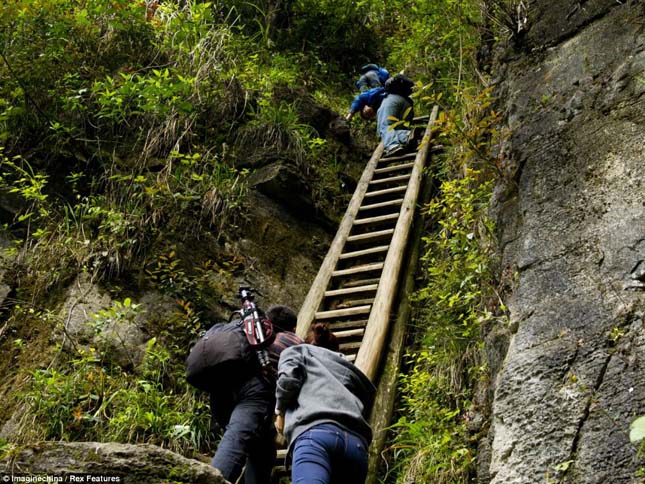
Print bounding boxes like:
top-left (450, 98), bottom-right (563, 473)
top-left (210, 305), bottom-right (303, 484)
top-left (356, 63), bottom-right (389, 92)
top-left (345, 87), bottom-right (386, 122)
top-left (275, 323), bottom-right (376, 484)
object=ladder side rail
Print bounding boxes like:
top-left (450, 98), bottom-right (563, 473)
top-left (355, 105), bottom-right (439, 381)
top-left (296, 142), bottom-right (385, 338)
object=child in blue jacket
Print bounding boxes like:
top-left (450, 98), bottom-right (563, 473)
top-left (356, 63), bottom-right (389, 92)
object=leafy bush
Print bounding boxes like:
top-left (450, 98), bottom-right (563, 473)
top-left (22, 337), bottom-right (213, 455)
top-left (0, 0), bottom-right (156, 156)
top-left (383, 0), bottom-right (482, 91)
top-left (383, 85), bottom-right (506, 482)
top-left (387, 172), bottom-right (494, 484)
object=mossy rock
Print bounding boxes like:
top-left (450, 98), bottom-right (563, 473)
top-left (0, 442), bottom-right (230, 484)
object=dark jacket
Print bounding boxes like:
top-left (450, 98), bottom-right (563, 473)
top-left (210, 327), bottom-right (302, 427)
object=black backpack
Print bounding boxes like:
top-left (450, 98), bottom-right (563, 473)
top-left (385, 74), bottom-right (414, 97)
top-left (186, 320), bottom-right (258, 392)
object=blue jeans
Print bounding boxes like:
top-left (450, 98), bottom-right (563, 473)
top-left (291, 423), bottom-right (369, 484)
top-left (377, 93), bottom-right (413, 151)
top-left (211, 376), bottom-right (276, 484)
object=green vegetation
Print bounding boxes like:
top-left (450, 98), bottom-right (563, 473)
top-left (387, 171), bottom-right (496, 483)
top-left (359, 1), bottom-right (513, 482)
top-left (0, 0), bottom-right (514, 479)
top-left (7, 296), bottom-right (214, 456)
top-left (382, 86), bottom-right (506, 482)
top-left (23, 338), bottom-right (212, 455)
top-left (631, 415), bottom-right (645, 477)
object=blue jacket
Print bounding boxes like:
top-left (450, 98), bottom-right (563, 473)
top-left (349, 87), bottom-right (386, 115)
top-left (356, 66), bottom-right (389, 91)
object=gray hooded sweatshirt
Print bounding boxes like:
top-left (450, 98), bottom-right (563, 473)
top-left (275, 344), bottom-right (376, 453)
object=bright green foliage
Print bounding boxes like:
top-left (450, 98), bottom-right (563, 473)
top-left (383, 81), bottom-right (506, 481)
top-left (388, 172), bottom-right (494, 484)
top-left (0, 0), bottom-right (502, 477)
top-left (432, 86), bottom-right (509, 179)
top-left (418, 175), bottom-right (495, 340)
top-left (0, 0), bottom-right (155, 154)
top-left (23, 337), bottom-right (213, 455)
top-left (379, 0), bottom-right (482, 101)
top-left (0, 150), bottom-right (50, 226)
top-left (92, 69), bottom-right (195, 122)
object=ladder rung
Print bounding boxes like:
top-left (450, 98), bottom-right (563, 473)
top-left (334, 328), bottom-right (365, 338)
top-left (340, 341), bottom-right (362, 351)
top-left (354, 213), bottom-right (399, 225)
top-left (315, 305), bottom-right (371, 319)
top-left (336, 298), bottom-right (375, 308)
top-left (413, 115), bottom-right (430, 122)
top-left (379, 152), bottom-right (416, 163)
top-left (277, 449), bottom-right (288, 459)
top-left (374, 162), bottom-right (415, 174)
top-left (346, 354), bottom-right (357, 362)
top-left (360, 199), bottom-right (404, 211)
top-left (370, 174), bottom-right (410, 185)
top-left (347, 229), bottom-right (394, 242)
top-left (339, 246), bottom-right (389, 260)
top-left (326, 284), bottom-right (378, 297)
top-left (364, 185), bottom-right (407, 198)
top-left (340, 278), bottom-right (380, 288)
top-left (332, 262), bottom-right (384, 277)
top-left (329, 320), bottom-right (368, 330)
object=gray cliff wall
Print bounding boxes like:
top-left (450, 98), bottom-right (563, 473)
top-left (486, 1), bottom-right (645, 482)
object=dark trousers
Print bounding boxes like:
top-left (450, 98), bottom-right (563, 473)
top-left (291, 423), bottom-right (369, 484)
top-left (211, 376), bottom-right (276, 484)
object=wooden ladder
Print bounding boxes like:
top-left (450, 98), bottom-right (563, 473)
top-left (296, 106), bottom-right (439, 380)
top-left (272, 106), bottom-right (439, 482)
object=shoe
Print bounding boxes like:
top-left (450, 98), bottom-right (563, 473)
top-left (383, 144), bottom-right (406, 157)
top-left (405, 128), bottom-right (419, 149)
top-left (412, 127), bottom-right (425, 144)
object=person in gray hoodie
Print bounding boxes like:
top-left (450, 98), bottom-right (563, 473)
top-left (275, 323), bottom-right (376, 484)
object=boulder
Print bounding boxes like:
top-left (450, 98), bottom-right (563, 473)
top-left (248, 162), bottom-right (335, 229)
top-left (59, 275), bottom-right (148, 370)
top-left (0, 441), bottom-right (229, 484)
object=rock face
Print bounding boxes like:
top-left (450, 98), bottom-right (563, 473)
top-left (234, 191), bottom-right (330, 309)
top-left (485, 1), bottom-right (645, 482)
top-left (248, 163), bottom-right (329, 225)
top-left (59, 275), bottom-right (149, 370)
top-left (0, 442), bottom-right (229, 484)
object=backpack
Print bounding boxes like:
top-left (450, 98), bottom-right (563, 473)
top-left (186, 320), bottom-right (258, 392)
top-left (385, 74), bottom-right (414, 97)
